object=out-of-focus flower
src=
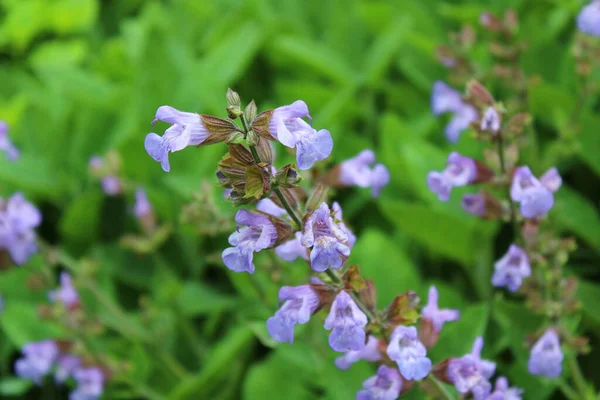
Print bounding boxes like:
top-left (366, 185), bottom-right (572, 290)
top-left (491, 245), bottom-right (531, 292)
top-left (0, 192), bottom-right (42, 265)
top-left (539, 167), bottom-right (562, 193)
top-left (431, 81), bottom-right (478, 142)
top-left (462, 194), bottom-right (486, 216)
top-left (486, 376), bottom-right (523, 400)
top-left (448, 337), bottom-right (496, 400)
top-left (70, 367), bottom-right (104, 400)
top-left (275, 232), bottom-right (308, 261)
top-left (528, 329), bottom-right (563, 378)
top-left (266, 285), bottom-right (319, 343)
top-left (268, 101), bottom-right (332, 170)
top-left (480, 107), bottom-right (501, 133)
top-left (88, 156), bottom-right (122, 196)
top-left (302, 202), bottom-right (350, 272)
top-left (422, 286), bottom-right (460, 333)
top-left (335, 150), bottom-right (390, 198)
top-left (387, 325), bottom-right (431, 380)
top-left (427, 153), bottom-right (479, 201)
top-left (55, 355), bottom-right (81, 383)
top-left (335, 335), bottom-right (381, 370)
top-left (222, 210), bottom-right (278, 274)
top-left (0, 121), bottom-right (20, 161)
top-left (577, 1), bottom-right (600, 37)
top-left (49, 272), bottom-right (79, 308)
top-left (14, 340), bottom-right (59, 384)
top-left (324, 291), bottom-right (368, 352)
top-left (356, 365), bottom-right (403, 400)
top-left (510, 166), bottom-right (555, 218)
top-left (145, 106), bottom-right (210, 172)
top-left (134, 188), bottom-right (152, 219)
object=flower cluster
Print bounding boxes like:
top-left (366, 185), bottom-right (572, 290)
top-left (0, 192), bottom-right (41, 265)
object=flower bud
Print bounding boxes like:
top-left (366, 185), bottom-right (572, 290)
top-left (466, 80), bottom-right (494, 108)
top-left (226, 105), bottom-right (243, 120)
top-left (246, 129), bottom-right (260, 146)
top-left (226, 88), bottom-right (241, 107)
top-left (384, 291), bottom-right (420, 325)
top-left (275, 164), bottom-right (302, 188)
top-left (244, 100), bottom-right (257, 123)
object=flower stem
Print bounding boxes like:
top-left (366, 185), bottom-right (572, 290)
top-left (568, 357), bottom-right (587, 399)
top-left (426, 375), bottom-right (456, 400)
top-left (496, 134), bottom-right (518, 235)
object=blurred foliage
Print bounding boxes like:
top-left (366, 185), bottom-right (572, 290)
top-left (0, 0), bottom-right (599, 399)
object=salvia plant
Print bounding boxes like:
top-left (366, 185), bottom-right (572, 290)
top-left (1, 2), bottom-right (600, 400)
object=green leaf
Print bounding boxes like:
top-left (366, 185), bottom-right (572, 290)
top-left (59, 190), bottom-right (103, 245)
top-left (553, 186), bottom-right (600, 248)
top-left (350, 229), bottom-right (421, 306)
top-left (578, 280), bottom-right (600, 325)
top-left (177, 282), bottom-right (236, 316)
top-left (0, 301), bottom-right (63, 347)
top-left (0, 378), bottom-right (33, 396)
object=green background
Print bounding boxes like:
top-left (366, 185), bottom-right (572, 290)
top-left (0, 0), bottom-right (599, 399)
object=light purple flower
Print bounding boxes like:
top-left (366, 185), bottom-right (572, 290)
top-left (481, 107), bottom-right (500, 132)
top-left (387, 325), bottom-right (431, 380)
top-left (0, 121), bottom-right (20, 161)
top-left (335, 335), bottom-right (381, 370)
top-left (540, 167), bottom-right (562, 193)
top-left (338, 150), bottom-right (390, 197)
top-left (528, 329), bottom-right (563, 378)
top-left (145, 106), bottom-right (210, 172)
top-left (356, 365), bottom-right (403, 400)
top-left (492, 245), bottom-right (531, 292)
top-left (0, 193), bottom-right (41, 265)
top-left (510, 166), bottom-right (554, 218)
top-left (578, 0), bottom-right (600, 36)
top-left (486, 377), bottom-right (523, 400)
top-left (301, 202), bottom-right (350, 272)
top-left (222, 210), bottom-right (277, 274)
top-left (431, 82), bottom-right (478, 142)
top-left (448, 337), bottom-right (496, 400)
top-left (266, 285), bottom-right (319, 343)
top-left (70, 367), bottom-right (104, 400)
top-left (275, 232), bottom-right (308, 261)
top-left (134, 188), bottom-right (152, 219)
top-left (332, 202), bottom-right (356, 249)
top-left (256, 198), bottom-right (287, 218)
top-left (324, 291), bottom-right (368, 352)
top-left (269, 101), bottom-right (332, 170)
top-left (88, 156), bottom-right (103, 171)
top-left (55, 355), bottom-right (81, 383)
top-left (49, 272), bottom-right (79, 308)
top-left (422, 286), bottom-right (460, 333)
top-left (14, 340), bottom-right (59, 384)
top-left (462, 194), bottom-right (486, 216)
top-left (100, 176), bottom-right (121, 195)
top-left (427, 152), bottom-right (478, 201)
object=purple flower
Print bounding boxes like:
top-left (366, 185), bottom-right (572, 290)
top-left (0, 121), bottom-right (20, 161)
top-left (301, 202), bottom-right (350, 272)
top-left (88, 156), bottom-right (103, 171)
top-left (324, 291), bottom-right (368, 352)
top-left (431, 82), bottom-right (478, 142)
top-left (462, 194), bottom-right (486, 216)
top-left (335, 335), bottom-right (381, 370)
top-left (448, 337), bottom-right (496, 400)
top-left (49, 272), bottom-right (79, 308)
top-left (528, 329), bottom-right (563, 378)
top-left (422, 286), bottom-right (460, 333)
top-left (70, 367), bottom-right (104, 400)
top-left (540, 167), bottom-right (562, 193)
top-left (269, 101), bottom-right (332, 170)
top-left (275, 232), bottom-right (308, 261)
top-left (510, 166), bottom-right (554, 218)
top-left (387, 325), bottom-right (431, 380)
top-left (486, 377), bottom-right (523, 400)
top-left (578, 1), bottom-right (600, 36)
top-left (492, 245), bottom-right (531, 292)
top-left (338, 150), bottom-right (390, 198)
top-left (145, 106), bottom-right (210, 172)
top-left (427, 152), bottom-right (478, 201)
top-left (134, 188), bottom-right (152, 219)
top-left (222, 210), bottom-right (277, 274)
top-left (256, 198), bottom-right (287, 218)
top-left (356, 365), bottom-right (402, 400)
top-left (332, 202), bottom-right (356, 249)
top-left (14, 340), bottom-right (59, 384)
top-left (481, 107), bottom-right (500, 132)
top-left (266, 285), bottom-right (319, 343)
top-left (55, 355), bottom-right (81, 383)
top-left (0, 193), bottom-right (42, 265)
top-left (100, 176), bottom-right (122, 195)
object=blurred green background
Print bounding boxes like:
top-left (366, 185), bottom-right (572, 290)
top-left (0, 0), bottom-right (599, 399)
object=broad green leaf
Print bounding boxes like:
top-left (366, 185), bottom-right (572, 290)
top-left (553, 186), bottom-right (600, 248)
top-left (177, 282), bottom-right (236, 316)
top-left (0, 301), bottom-right (63, 347)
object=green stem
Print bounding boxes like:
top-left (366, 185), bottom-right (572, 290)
top-left (496, 134), bottom-right (518, 236)
top-left (568, 357), bottom-right (587, 399)
top-left (558, 379), bottom-right (579, 400)
top-left (426, 375), bottom-right (456, 400)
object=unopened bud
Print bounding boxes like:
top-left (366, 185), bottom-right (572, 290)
top-left (467, 80), bottom-right (494, 108)
top-left (226, 105), bottom-right (243, 120)
top-left (244, 100), bottom-right (257, 123)
top-left (275, 164), bottom-right (302, 188)
top-left (225, 131), bottom-right (245, 145)
top-left (247, 130), bottom-right (260, 146)
top-left (226, 88), bottom-right (241, 107)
